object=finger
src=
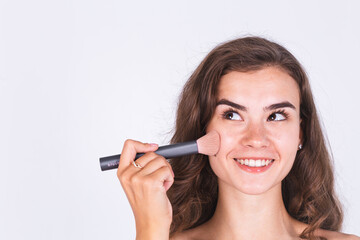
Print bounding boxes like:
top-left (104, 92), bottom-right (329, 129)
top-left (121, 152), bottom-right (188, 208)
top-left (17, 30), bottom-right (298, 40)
top-left (165, 160), bottom-right (175, 178)
top-left (118, 140), bottom-right (158, 170)
top-left (137, 156), bottom-right (171, 177)
top-left (118, 152), bottom-right (160, 182)
top-left (148, 166), bottom-right (174, 192)
top-left (119, 156), bottom-right (172, 196)
top-left (122, 152), bottom-right (163, 177)
top-left (132, 152), bottom-right (164, 169)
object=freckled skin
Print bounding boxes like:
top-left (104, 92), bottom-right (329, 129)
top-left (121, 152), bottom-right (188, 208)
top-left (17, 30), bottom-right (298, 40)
top-left (207, 67), bottom-right (302, 195)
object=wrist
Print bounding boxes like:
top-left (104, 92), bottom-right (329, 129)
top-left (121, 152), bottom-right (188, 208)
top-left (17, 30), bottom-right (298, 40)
top-left (136, 223), bottom-right (170, 240)
top-left (136, 231), bottom-right (169, 240)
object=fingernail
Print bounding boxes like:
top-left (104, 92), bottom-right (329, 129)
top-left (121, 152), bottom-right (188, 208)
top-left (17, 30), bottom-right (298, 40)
top-left (148, 143), bottom-right (158, 147)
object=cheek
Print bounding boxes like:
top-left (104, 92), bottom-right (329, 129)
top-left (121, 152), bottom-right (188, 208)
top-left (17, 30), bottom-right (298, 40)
top-left (207, 123), bottom-right (239, 158)
top-left (269, 124), bottom-right (300, 171)
top-left (207, 124), bottom-right (237, 177)
top-left (270, 124), bottom-right (300, 150)
top-left (207, 118), bottom-right (301, 160)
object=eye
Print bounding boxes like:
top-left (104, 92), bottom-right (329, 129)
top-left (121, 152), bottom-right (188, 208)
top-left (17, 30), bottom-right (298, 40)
top-left (267, 110), bottom-right (288, 121)
top-left (223, 110), bottom-right (242, 120)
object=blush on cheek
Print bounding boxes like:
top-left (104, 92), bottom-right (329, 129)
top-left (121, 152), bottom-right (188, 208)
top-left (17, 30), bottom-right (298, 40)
top-left (214, 128), bottom-right (238, 157)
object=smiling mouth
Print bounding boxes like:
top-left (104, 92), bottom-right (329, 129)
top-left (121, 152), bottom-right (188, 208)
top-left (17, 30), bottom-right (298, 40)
top-left (234, 158), bottom-right (275, 167)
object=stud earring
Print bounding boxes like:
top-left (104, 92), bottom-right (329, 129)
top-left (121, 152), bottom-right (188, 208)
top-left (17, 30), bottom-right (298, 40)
top-left (298, 144), bottom-right (303, 150)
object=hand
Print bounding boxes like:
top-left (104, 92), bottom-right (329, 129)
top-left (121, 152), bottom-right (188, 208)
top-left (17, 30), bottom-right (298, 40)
top-left (117, 139), bottom-right (174, 240)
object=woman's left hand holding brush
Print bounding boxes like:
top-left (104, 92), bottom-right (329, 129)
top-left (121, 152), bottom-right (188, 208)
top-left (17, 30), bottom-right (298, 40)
top-left (117, 140), bottom-right (174, 240)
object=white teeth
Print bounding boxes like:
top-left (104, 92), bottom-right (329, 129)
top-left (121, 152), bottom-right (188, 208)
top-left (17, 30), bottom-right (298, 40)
top-left (235, 158), bottom-right (274, 167)
top-left (249, 159), bottom-right (255, 167)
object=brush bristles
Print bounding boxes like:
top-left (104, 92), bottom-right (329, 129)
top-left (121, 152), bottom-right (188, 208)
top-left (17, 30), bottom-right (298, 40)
top-left (196, 130), bottom-right (220, 156)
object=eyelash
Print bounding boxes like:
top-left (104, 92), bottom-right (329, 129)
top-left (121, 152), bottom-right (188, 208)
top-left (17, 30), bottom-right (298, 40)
top-left (221, 109), bottom-right (240, 120)
top-left (268, 109), bottom-right (289, 121)
top-left (221, 108), bottom-right (289, 121)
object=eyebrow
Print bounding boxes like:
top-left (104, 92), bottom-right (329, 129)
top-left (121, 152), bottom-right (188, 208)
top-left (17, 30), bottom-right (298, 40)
top-left (216, 99), bottom-right (296, 112)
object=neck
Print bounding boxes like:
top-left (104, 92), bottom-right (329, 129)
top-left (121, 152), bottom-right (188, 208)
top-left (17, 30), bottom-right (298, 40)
top-left (206, 180), bottom-right (299, 240)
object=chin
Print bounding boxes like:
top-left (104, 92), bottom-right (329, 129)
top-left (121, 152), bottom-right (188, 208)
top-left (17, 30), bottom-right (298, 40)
top-left (235, 182), bottom-right (274, 195)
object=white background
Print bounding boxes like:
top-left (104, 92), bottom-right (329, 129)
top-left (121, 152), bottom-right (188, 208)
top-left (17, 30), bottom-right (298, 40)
top-left (0, 0), bottom-right (359, 239)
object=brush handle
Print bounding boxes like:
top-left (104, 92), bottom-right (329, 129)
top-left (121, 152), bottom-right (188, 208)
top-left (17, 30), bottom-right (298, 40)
top-left (100, 141), bottom-right (198, 171)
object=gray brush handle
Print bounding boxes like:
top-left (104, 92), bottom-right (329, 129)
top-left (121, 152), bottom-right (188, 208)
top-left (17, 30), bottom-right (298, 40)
top-left (100, 141), bottom-right (198, 171)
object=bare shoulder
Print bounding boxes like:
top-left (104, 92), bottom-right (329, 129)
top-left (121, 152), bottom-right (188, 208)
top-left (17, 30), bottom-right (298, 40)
top-left (293, 219), bottom-right (359, 240)
top-left (315, 228), bottom-right (360, 240)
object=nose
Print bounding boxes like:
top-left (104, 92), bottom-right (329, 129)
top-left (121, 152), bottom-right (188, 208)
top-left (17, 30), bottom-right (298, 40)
top-left (240, 122), bottom-right (270, 149)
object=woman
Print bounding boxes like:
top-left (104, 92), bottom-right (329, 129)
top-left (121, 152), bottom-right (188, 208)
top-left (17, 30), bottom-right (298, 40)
top-left (117, 37), bottom-right (359, 240)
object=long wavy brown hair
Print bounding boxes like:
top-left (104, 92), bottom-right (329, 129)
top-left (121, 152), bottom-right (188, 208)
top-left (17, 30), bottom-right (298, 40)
top-left (167, 36), bottom-right (343, 240)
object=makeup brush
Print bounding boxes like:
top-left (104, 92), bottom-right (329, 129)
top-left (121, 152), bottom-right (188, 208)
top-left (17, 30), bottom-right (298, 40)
top-left (99, 130), bottom-right (220, 171)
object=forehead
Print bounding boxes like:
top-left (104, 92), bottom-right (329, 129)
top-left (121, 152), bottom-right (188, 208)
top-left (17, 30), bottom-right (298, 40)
top-left (217, 67), bottom-right (300, 108)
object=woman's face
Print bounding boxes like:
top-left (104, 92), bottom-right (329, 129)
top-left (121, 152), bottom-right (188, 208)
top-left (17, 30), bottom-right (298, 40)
top-left (206, 67), bottom-right (302, 195)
